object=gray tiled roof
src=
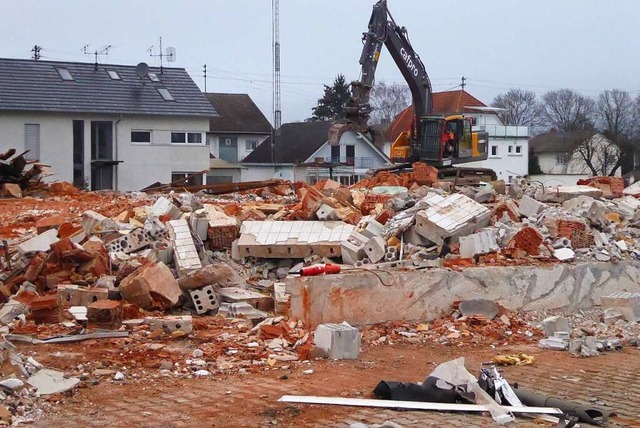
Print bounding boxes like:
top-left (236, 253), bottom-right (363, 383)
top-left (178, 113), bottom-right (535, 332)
top-left (529, 130), bottom-right (595, 153)
top-left (205, 93), bottom-right (272, 133)
top-left (0, 58), bottom-right (217, 117)
top-left (242, 121), bottom-right (333, 164)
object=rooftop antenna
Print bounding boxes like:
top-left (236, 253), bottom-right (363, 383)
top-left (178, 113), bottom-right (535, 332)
top-left (31, 45), bottom-right (42, 60)
top-left (147, 37), bottom-right (176, 74)
top-left (83, 45), bottom-right (113, 70)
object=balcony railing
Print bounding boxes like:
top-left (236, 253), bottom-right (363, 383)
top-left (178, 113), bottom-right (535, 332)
top-left (324, 157), bottom-right (374, 168)
top-left (474, 125), bottom-right (529, 138)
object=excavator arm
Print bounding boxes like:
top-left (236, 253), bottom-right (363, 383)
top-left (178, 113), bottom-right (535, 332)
top-left (328, 0), bottom-right (433, 145)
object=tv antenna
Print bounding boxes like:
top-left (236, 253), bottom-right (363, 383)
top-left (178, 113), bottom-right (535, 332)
top-left (147, 37), bottom-right (176, 74)
top-left (82, 44), bottom-right (113, 70)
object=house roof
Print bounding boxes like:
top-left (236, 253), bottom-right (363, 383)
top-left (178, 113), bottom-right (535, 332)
top-left (205, 93), bottom-right (272, 134)
top-left (0, 58), bottom-right (217, 117)
top-left (529, 131), bottom-right (596, 153)
top-left (242, 121), bottom-right (333, 164)
top-left (386, 90), bottom-right (488, 142)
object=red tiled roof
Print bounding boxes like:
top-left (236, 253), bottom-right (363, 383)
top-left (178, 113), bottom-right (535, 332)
top-left (386, 90), bottom-right (487, 142)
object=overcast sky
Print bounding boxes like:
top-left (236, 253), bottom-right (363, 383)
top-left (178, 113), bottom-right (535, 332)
top-left (1, 0), bottom-right (638, 124)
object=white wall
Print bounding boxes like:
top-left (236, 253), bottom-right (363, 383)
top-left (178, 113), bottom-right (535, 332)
top-left (208, 133), bottom-right (269, 162)
top-left (240, 164), bottom-right (295, 182)
top-left (465, 123), bottom-right (529, 181)
top-left (529, 174), bottom-right (591, 186)
top-left (310, 131), bottom-right (389, 175)
top-left (536, 135), bottom-right (622, 177)
top-left (0, 112), bottom-right (210, 191)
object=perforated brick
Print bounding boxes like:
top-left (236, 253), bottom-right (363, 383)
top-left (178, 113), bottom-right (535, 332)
top-left (189, 285), bottom-right (220, 315)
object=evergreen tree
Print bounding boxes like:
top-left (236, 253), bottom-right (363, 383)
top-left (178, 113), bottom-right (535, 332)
top-left (308, 74), bottom-right (351, 121)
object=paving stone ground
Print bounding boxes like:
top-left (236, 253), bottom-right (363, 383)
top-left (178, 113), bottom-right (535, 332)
top-left (35, 344), bottom-right (640, 427)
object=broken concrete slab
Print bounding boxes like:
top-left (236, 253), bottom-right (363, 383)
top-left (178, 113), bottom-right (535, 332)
top-left (459, 230), bottom-right (499, 258)
top-left (167, 219), bottom-right (202, 277)
top-left (150, 196), bottom-right (182, 220)
top-left (541, 185), bottom-right (604, 203)
top-left (119, 262), bottom-right (181, 310)
top-left (459, 299), bottom-right (499, 319)
top-left (601, 291), bottom-right (640, 322)
top-left (237, 221), bottom-right (353, 258)
top-left (313, 322), bottom-right (361, 360)
top-left (518, 195), bottom-right (545, 218)
top-left (414, 193), bottom-right (490, 245)
top-left (218, 286), bottom-right (270, 309)
top-left (541, 316), bottom-right (570, 338)
top-left (553, 248), bottom-right (575, 261)
top-left (145, 315), bottom-right (193, 334)
top-left (17, 229), bottom-right (59, 254)
top-left (27, 369), bottom-right (80, 395)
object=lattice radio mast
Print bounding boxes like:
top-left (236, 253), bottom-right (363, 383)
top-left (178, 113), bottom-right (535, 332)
top-left (271, 0), bottom-right (282, 163)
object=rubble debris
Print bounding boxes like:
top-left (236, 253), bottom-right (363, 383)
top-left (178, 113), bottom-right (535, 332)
top-left (119, 262), bottom-right (182, 310)
top-left (601, 292), bottom-right (640, 322)
top-left (167, 219), bottom-right (203, 277)
top-left (458, 299), bottom-right (499, 320)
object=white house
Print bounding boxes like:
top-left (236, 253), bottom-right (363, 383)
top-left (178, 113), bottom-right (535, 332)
top-left (529, 131), bottom-right (621, 186)
top-left (387, 90), bottom-right (530, 181)
top-left (0, 58), bottom-right (216, 191)
top-left (205, 93), bottom-right (272, 183)
top-left (241, 121), bottom-right (392, 184)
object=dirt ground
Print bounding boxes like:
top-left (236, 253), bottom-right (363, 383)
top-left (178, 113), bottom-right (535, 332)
top-left (16, 337), bottom-right (640, 427)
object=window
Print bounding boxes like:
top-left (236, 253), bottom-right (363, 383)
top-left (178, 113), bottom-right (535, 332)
top-left (24, 124), bottom-right (40, 161)
top-left (157, 88), bottom-right (174, 101)
top-left (131, 130), bottom-right (151, 143)
top-left (515, 145), bottom-right (522, 154)
top-left (508, 146), bottom-right (513, 153)
top-left (556, 153), bottom-right (569, 165)
top-left (491, 146), bottom-right (498, 156)
top-left (171, 172), bottom-right (203, 186)
top-left (245, 140), bottom-right (258, 152)
top-left (56, 67), bottom-right (74, 81)
top-left (187, 133), bottom-right (202, 144)
top-left (171, 132), bottom-right (203, 144)
top-left (106, 70), bottom-right (121, 80)
top-left (148, 73), bottom-right (161, 82)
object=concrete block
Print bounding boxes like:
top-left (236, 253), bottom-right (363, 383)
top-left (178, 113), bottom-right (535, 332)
top-left (218, 302), bottom-right (267, 324)
top-left (168, 219), bottom-right (202, 277)
top-left (189, 215), bottom-right (209, 240)
top-left (340, 240), bottom-right (365, 265)
top-left (146, 315), bottom-right (193, 334)
top-left (361, 219), bottom-right (384, 239)
top-left (459, 230), bottom-right (499, 258)
top-left (273, 282), bottom-right (289, 316)
top-left (518, 195), bottom-right (545, 218)
top-left (313, 322), bottom-right (361, 360)
top-left (82, 288), bottom-right (108, 306)
top-left (189, 285), bottom-right (220, 315)
top-left (364, 236), bottom-right (386, 263)
top-left (601, 291), bottom-right (640, 322)
top-left (414, 194), bottom-right (490, 245)
top-left (17, 229), bottom-right (59, 254)
top-left (541, 315), bottom-right (570, 338)
top-left (538, 336), bottom-right (568, 350)
top-left (150, 197), bottom-right (182, 220)
top-left (119, 262), bottom-right (181, 310)
top-left (315, 204), bottom-right (337, 221)
top-left (152, 240), bottom-right (173, 264)
top-left (218, 286), bottom-right (270, 308)
top-left (57, 284), bottom-right (83, 308)
top-left (81, 210), bottom-right (118, 235)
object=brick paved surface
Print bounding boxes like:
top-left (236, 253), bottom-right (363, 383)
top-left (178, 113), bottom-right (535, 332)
top-left (36, 345), bottom-right (640, 427)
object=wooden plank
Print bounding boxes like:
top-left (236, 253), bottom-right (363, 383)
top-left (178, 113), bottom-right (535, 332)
top-left (278, 395), bottom-right (563, 415)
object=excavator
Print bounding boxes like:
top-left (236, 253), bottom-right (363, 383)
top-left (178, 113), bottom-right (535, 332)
top-left (328, 0), bottom-right (496, 183)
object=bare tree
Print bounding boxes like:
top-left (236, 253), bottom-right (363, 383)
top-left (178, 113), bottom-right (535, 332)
top-left (541, 89), bottom-right (596, 132)
top-left (571, 134), bottom-right (621, 176)
top-left (369, 81), bottom-right (411, 125)
top-left (491, 89), bottom-right (543, 128)
top-left (594, 89), bottom-right (635, 174)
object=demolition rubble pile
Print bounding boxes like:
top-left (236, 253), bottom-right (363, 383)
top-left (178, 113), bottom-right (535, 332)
top-left (0, 163), bottom-right (639, 421)
top-left (0, 148), bottom-right (49, 198)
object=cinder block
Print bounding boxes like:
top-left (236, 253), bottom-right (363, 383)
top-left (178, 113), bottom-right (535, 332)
top-left (518, 195), bottom-right (545, 218)
top-left (315, 204), bottom-right (337, 221)
top-left (150, 197), bottom-right (182, 220)
top-left (189, 216), bottom-right (209, 240)
top-left (340, 240), bottom-right (365, 265)
top-left (57, 284), bottom-right (84, 307)
top-left (189, 285), bottom-right (220, 315)
top-left (364, 236), bottom-right (386, 263)
top-left (146, 315), bottom-right (193, 334)
top-left (106, 228), bottom-right (153, 254)
top-left (313, 322), bottom-right (361, 360)
top-left (81, 210), bottom-right (118, 235)
top-left (81, 288), bottom-right (108, 306)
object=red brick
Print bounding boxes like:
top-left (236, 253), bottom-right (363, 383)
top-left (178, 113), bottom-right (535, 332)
top-left (508, 226), bottom-right (543, 255)
top-left (35, 215), bottom-right (66, 234)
